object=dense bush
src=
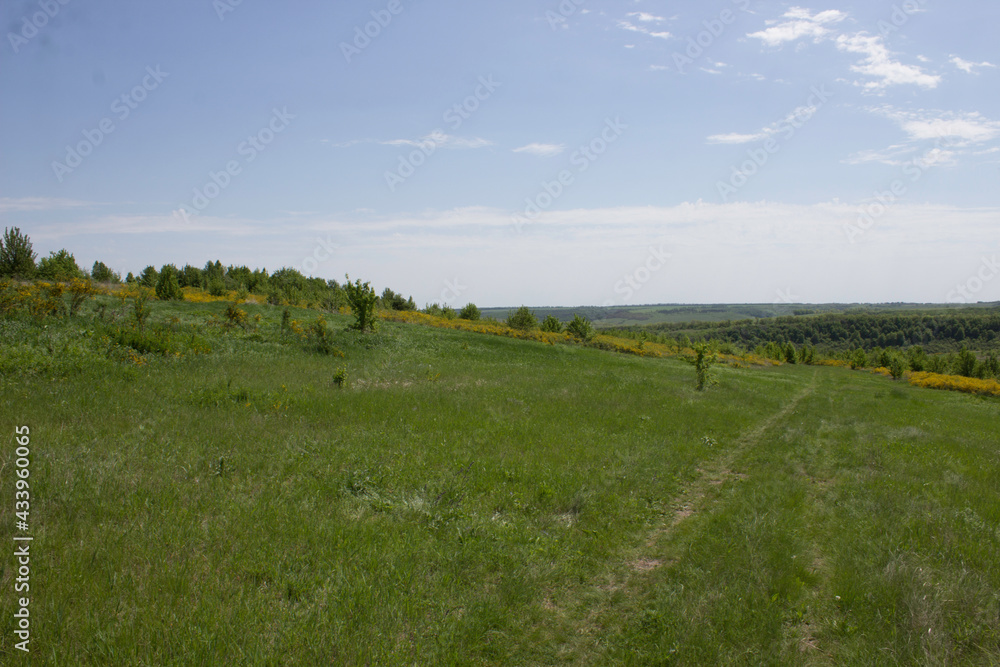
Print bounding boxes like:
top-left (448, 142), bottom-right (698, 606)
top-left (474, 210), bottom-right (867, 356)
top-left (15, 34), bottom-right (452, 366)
top-left (0, 227), bottom-right (36, 278)
top-left (565, 314), bottom-right (595, 341)
top-left (459, 303), bottom-right (480, 321)
top-left (155, 265), bottom-right (183, 301)
top-left (344, 276), bottom-right (378, 332)
top-left (506, 306), bottom-right (538, 331)
top-left (37, 249), bottom-right (85, 281)
top-left (91, 261), bottom-right (121, 283)
top-left (541, 315), bottom-right (563, 333)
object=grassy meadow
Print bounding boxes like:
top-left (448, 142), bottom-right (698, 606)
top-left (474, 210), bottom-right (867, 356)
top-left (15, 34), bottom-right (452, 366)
top-left (2, 294), bottom-right (1000, 664)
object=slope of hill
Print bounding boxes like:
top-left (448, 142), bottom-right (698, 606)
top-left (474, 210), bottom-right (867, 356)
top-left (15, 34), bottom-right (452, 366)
top-left (2, 295), bottom-right (999, 664)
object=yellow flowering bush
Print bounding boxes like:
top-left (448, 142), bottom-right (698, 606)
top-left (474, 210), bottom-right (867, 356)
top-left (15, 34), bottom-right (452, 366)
top-left (381, 310), bottom-right (780, 368)
top-left (907, 371), bottom-right (1000, 398)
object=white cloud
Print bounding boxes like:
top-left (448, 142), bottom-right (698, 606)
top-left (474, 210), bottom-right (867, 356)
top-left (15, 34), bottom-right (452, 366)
top-left (950, 55), bottom-right (996, 74)
top-left (0, 197), bottom-right (97, 213)
top-left (836, 34), bottom-right (941, 91)
top-left (617, 20), bottom-right (671, 40)
top-left (849, 108), bottom-right (1000, 168)
top-left (876, 108), bottom-right (1000, 144)
top-left (706, 105), bottom-right (818, 145)
top-left (512, 143), bottom-right (566, 157)
top-left (748, 7), bottom-right (846, 47)
top-left (377, 132), bottom-right (493, 150)
top-left (626, 12), bottom-right (666, 23)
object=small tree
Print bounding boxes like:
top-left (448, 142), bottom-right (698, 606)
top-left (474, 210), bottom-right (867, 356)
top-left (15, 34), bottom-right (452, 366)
top-left (955, 346), bottom-right (978, 378)
top-left (907, 346), bottom-right (928, 372)
top-left (687, 342), bottom-right (718, 391)
top-left (91, 261), bottom-right (121, 283)
top-left (133, 287), bottom-right (152, 330)
top-left (138, 265), bottom-right (159, 288)
top-left (37, 249), bottom-right (84, 281)
top-left (155, 265), bottom-right (183, 301)
top-left (887, 351), bottom-right (907, 380)
top-left (541, 315), bottom-right (563, 333)
top-left (0, 227), bottom-right (37, 278)
top-left (343, 275), bottom-right (378, 332)
top-left (459, 303), bottom-right (481, 321)
top-left (850, 348), bottom-right (868, 370)
top-left (565, 314), bottom-right (596, 341)
top-left (506, 306), bottom-right (538, 331)
top-left (783, 342), bottom-right (797, 364)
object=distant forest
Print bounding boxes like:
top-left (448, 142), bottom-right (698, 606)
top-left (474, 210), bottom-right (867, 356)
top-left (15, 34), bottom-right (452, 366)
top-left (621, 310), bottom-right (1000, 354)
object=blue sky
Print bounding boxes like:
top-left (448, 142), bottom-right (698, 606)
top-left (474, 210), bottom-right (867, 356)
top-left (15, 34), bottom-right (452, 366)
top-left (1, 0), bottom-right (998, 306)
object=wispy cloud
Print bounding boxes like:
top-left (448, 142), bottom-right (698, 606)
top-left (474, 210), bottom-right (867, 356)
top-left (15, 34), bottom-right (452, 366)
top-left (847, 108), bottom-right (1000, 165)
top-left (512, 143), bottom-right (565, 157)
top-left (877, 108), bottom-right (1000, 144)
top-left (949, 55), bottom-right (996, 74)
top-left (747, 8), bottom-right (938, 92)
top-left (0, 197), bottom-right (98, 213)
top-left (626, 12), bottom-right (667, 23)
top-left (328, 132), bottom-right (493, 151)
top-left (835, 34), bottom-right (940, 91)
top-left (617, 17), bottom-right (672, 41)
top-left (748, 7), bottom-right (846, 47)
top-left (706, 105), bottom-right (818, 145)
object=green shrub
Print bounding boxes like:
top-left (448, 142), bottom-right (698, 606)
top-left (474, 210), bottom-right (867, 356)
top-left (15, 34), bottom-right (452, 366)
top-left (38, 249), bottom-right (85, 281)
top-left (459, 303), bottom-right (480, 320)
top-left (225, 304), bottom-right (248, 328)
top-left (887, 352), bottom-right (907, 379)
top-left (91, 261), bottom-right (120, 283)
top-left (686, 343), bottom-right (718, 391)
top-left (506, 306), bottom-right (538, 331)
top-left (541, 315), bottom-right (564, 333)
top-left (310, 315), bottom-right (343, 355)
top-left (344, 275), bottom-right (378, 332)
top-left (0, 227), bottom-right (36, 279)
top-left (155, 265), bottom-right (183, 301)
top-left (955, 346), bottom-right (978, 378)
top-left (132, 288), bottom-right (152, 330)
top-left (850, 348), bottom-right (868, 370)
top-left (208, 279), bottom-right (227, 297)
top-left (566, 314), bottom-right (597, 341)
top-left (908, 346), bottom-right (928, 372)
top-left (138, 266), bottom-right (159, 288)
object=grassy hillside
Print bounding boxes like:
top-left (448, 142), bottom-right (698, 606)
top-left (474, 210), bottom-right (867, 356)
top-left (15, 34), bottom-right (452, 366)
top-left (2, 295), bottom-right (999, 664)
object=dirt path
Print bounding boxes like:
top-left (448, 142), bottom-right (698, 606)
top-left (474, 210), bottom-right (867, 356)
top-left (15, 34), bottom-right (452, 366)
top-left (552, 371), bottom-right (821, 663)
top-left (638, 369), bottom-right (820, 559)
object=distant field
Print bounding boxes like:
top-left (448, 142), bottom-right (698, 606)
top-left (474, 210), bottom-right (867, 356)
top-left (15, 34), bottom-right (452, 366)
top-left (480, 302), bottom-right (1000, 329)
top-left (2, 297), bottom-right (1000, 664)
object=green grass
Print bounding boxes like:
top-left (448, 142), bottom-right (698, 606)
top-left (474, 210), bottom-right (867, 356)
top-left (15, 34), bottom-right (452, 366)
top-left (2, 296), bottom-right (999, 664)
